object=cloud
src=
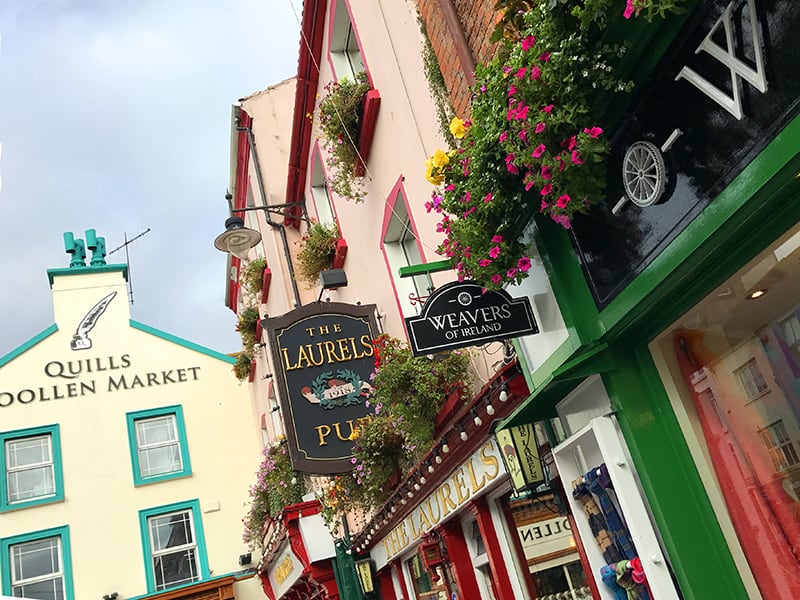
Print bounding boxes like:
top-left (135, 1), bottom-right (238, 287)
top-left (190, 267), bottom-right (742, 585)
top-left (0, 0), bottom-right (301, 355)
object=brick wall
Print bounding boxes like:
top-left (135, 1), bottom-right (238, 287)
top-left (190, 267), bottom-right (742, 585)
top-left (416, 0), bottom-right (499, 118)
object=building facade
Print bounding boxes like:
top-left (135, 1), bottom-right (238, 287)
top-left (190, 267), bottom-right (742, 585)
top-left (0, 232), bottom-right (264, 600)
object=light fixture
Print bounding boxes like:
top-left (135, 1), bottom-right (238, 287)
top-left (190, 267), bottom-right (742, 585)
top-left (419, 474), bottom-right (427, 484)
top-left (484, 396), bottom-right (496, 416)
top-left (391, 504), bottom-right (397, 513)
top-left (407, 488), bottom-right (414, 498)
top-left (434, 451), bottom-right (443, 464)
top-left (441, 436), bottom-right (450, 454)
top-left (471, 408), bottom-right (483, 427)
top-left (426, 460), bottom-right (435, 473)
top-left (213, 216), bottom-right (261, 259)
top-left (458, 423), bottom-right (468, 441)
top-left (499, 382), bottom-right (509, 402)
top-left (748, 288), bottom-right (768, 299)
top-left (238, 553), bottom-right (252, 566)
top-left (400, 497), bottom-right (407, 505)
top-left (320, 268), bottom-right (348, 290)
top-left (414, 481), bottom-right (421, 491)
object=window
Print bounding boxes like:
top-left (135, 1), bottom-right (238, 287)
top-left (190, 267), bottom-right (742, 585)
top-left (310, 151), bottom-right (335, 225)
top-left (126, 406), bottom-right (191, 486)
top-left (329, 0), bottom-right (365, 81)
top-left (734, 358), bottom-right (769, 399)
top-left (1, 425), bottom-right (63, 511)
top-left (780, 313), bottom-right (800, 348)
top-left (758, 420), bottom-right (800, 471)
top-left (382, 191), bottom-right (432, 317)
top-left (1, 526), bottom-right (73, 599)
top-left (139, 500), bottom-right (208, 592)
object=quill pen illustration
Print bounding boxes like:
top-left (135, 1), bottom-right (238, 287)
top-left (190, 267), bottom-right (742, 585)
top-left (70, 291), bottom-right (117, 350)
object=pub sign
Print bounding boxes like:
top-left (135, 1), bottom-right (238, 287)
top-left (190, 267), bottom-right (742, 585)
top-left (263, 302), bottom-right (379, 474)
top-left (404, 281), bottom-right (537, 357)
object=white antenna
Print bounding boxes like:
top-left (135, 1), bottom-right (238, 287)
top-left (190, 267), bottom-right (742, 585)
top-left (108, 228), bottom-right (151, 305)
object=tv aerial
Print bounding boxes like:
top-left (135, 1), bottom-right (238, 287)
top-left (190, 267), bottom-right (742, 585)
top-left (108, 228), bottom-right (151, 305)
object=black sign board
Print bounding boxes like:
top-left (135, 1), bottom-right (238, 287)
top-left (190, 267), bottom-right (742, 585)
top-left (405, 281), bottom-right (537, 356)
top-left (263, 302), bottom-right (379, 474)
top-left (570, 0), bottom-right (800, 307)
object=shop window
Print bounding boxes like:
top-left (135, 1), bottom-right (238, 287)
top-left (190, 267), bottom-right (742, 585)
top-left (328, 0), bottom-right (365, 81)
top-left (0, 526), bottom-right (73, 599)
top-left (465, 519), bottom-right (496, 600)
top-left (126, 406), bottom-right (192, 486)
top-left (733, 358), bottom-right (769, 399)
top-left (651, 222), bottom-right (800, 598)
top-left (405, 553), bottom-right (450, 600)
top-left (382, 189), bottom-right (431, 318)
top-left (758, 420), bottom-right (800, 471)
top-left (0, 425), bottom-right (63, 511)
top-left (139, 500), bottom-right (208, 592)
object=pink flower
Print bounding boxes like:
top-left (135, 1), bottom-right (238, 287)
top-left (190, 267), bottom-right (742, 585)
top-left (491, 274), bottom-right (502, 285)
top-left (517, 257), bottom-right (532, 272)
top-left (479, 259), bottom-right (492, 267)
top-left (531, 66), bottom-right (541, 80)
top-left (532, 144), bottom-right (546, 158)
top-left (568, 135), bottom-right (577, 151)
top-left (505, 153), bottom-right (519, 174)
top-left (515, 67), bottom-right (527, 79)
top-left (542, 104), bottom-right (554, 114)
top-left (521, 35), bottom-right (536, 51)
top-left (552, 213), bottom-right (572, 229)
top-left (506, 267), bottom-right (518, 278)
top-left (539, 51), bottom-right (551, 62)
top-left (446, 183), bottom-right (455, 191)
top-left (518, 129), bottom-right (528, 144)
top-left (489, 246), bottom-right (501, 259)
top-left (540, 199), bottom-right (549, 211)
top-left (483, 192), bottom-right (493, 203)
top-left (499, 131), bottom-right (508, 142)
top-left (491, 234), bottom-right (503, 243)
top-left (507, 84), bottom-right (517, 97)
top-left (541, 165), bottom-right (552, 180)
top-left (556, 194), bottom-right (571, 208)
top-left (502, 65), bottom-right (512, 74)
top-left (584, 126), bottom-right (603, 138)
top-left (540, 183), bottom-right (553, 196)
top-left (624, 0), bottom-right (636, 18)
top-left (535, 122), bottom-right (546, 134)
top-left (571, 150), bottom-right (584, 165)
top-left (524, 177), bottom-right (535, 192)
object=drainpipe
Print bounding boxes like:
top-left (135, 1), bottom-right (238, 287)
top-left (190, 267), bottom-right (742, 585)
top-left (436, 0), bottom-right (476, 86)
top-left (236, 124), bottom-right (303, 308)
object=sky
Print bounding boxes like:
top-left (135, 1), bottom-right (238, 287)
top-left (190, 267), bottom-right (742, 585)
top-left (0, 0), bottom-right (301, 356)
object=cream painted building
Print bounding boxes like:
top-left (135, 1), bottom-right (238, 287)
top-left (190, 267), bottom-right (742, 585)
top-left (0, 232), bottom-right (264, 600)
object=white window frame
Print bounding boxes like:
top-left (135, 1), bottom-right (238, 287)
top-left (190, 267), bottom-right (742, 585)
top-left (135, 414), bottom-right (183, 479)
top-left (734, 357), bottom-right (769, 400)
top-left (5, 434), bottom-right (55, 505)
top-left (780, 313), bottom-right (800, 349)
top-left (147, 509), bottom-right (201, 591)
top-left (329, 1), bottom-right (365, 81)
top-left (758, 420), bottom-right (800, 471)
top-left (310, 151), bottom-right (335, 226)
top-left (9, 535), bottom-right (65, 598)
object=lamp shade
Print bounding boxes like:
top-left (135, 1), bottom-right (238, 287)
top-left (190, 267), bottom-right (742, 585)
top-left (495, 422), bottom-right (544, 493)
top-left (214, 216), bottom-right (261, 259)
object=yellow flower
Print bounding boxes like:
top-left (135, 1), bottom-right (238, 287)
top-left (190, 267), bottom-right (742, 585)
top-left (348, 429), bottom-right (360, 441)
top-left (425, 157), bottom-right (445, 185)
top-left (449, 117), bottom-right (466, 139)
top-left (431, 148), bottom-right (450, 169)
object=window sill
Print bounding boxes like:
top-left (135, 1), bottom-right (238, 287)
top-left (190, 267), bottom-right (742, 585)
top-left (0, 494), bottom-right (64, 513)
top-left (354, 89), bottom-right (381, 177)
top-left (333, 238), bottom-right (348, 269)
top-left (134, 471), bottom-right (192, 487)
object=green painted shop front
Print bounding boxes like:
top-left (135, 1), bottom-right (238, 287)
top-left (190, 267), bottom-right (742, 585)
top-left (501, 1), bottom-right (800, 598)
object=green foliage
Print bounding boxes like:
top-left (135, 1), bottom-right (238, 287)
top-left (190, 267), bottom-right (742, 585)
top-left (242, 440), bottom-right (306, 550)
top-left (426, 3), bottom-right (634, 290)
top-left (233, 351), bottom-right (252, 381)
top-left (242, 258), bottom-right (267, 296)
top-left (237, 306), bottom-right (260, 349)
top-left (417, 16), bottom-right (456, 146)
top-left (296, 221), bottom-right (340, 288)
top-left (318, 72), bottom-right (370, 202)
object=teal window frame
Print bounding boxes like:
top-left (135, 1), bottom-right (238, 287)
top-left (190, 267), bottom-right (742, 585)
top-left (126, 406), bottom-right (192, 486)
top-left (1, 525), bottom-right (74, 599)
top-left (0, 424), bottom-right (64, 512)
top-left (138, 499), bottom-right (209, 593)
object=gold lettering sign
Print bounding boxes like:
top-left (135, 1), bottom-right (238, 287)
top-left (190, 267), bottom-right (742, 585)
top-left (274, 555), bottom-right (295, 586)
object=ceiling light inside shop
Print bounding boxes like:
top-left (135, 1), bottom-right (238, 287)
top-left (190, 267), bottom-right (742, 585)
top-left (748, 288), bottom-right (768, 299)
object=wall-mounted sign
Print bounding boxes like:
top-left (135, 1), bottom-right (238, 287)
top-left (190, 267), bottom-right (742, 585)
top-left (495, 423), bottom-right (544, 494)
top-left (404, 281), bottom-right (537, 356)
top-left (355, 559), bottom-right (374, 594)
top-left (264, 302), bottom-right (380, 474)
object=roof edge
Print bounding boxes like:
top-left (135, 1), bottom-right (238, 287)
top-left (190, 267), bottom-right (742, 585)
top-left (129, 320), bottom-right (237, 364)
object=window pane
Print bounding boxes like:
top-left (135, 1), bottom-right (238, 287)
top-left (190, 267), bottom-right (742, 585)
top-left (136, 416), bottom-right (177, 446)
top-left (14, 577), bottom-right (63, 600)
top-left (154, 548), bottom-right (199, 590)
top-left (12, 538), bottom-right (59, 581)
top-left (7, 465), bottom-right (55, 502)
top-left (6, 436), bottom-right (51, 468)
top-left (139, 445), bottom-right (181, 478)
top-left (150, 511), bottom-right (193, 551)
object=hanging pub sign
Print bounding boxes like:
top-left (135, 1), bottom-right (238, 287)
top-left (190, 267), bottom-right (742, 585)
top-left (495, 423), bottom-right (545, 494)
top-left (263, 302), bottom-right (379, 474)
top-left (569, 0), bottom-right (800, 307)
top-left (404, 281), bottom-right (537, 356)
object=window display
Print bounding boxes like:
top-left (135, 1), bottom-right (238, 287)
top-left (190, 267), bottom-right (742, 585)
top-left (652, 224), bottom-right (800, 599)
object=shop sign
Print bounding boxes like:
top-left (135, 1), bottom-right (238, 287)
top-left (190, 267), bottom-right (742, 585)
top-left (263, 302), bottom-right (380, 474)
top-left (405, 281), bottom-right (537, 356)
top-left (570, 0), bottom-right (800, 307)
top-left (269, 545), bottom-right (303, 598)
top-left (373, 440), bottom-right (505, 569)
top-left (495, 423), bottom-right (544, 493)
top-left (355, 559), bottom-right (375, 594)
top-left (518, 516), bottom-right (574, 561)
